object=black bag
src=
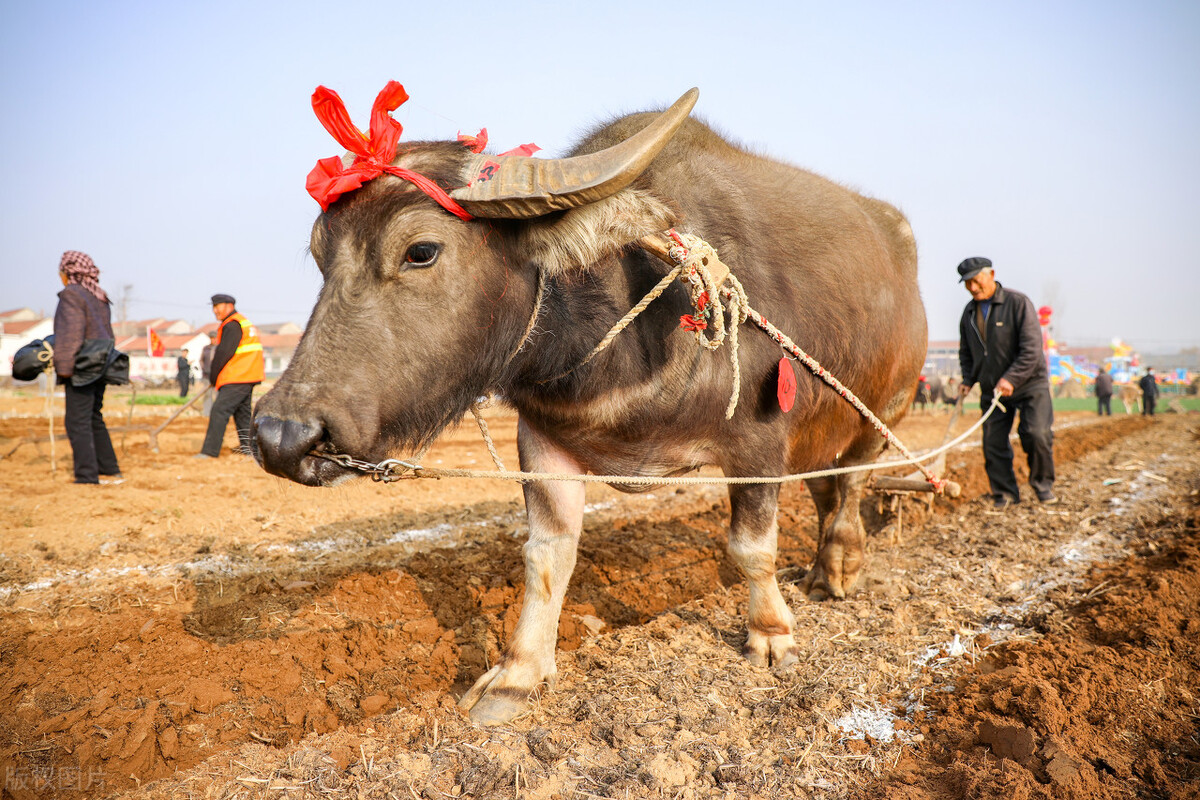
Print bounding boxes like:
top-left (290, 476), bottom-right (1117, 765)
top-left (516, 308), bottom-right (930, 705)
top-left (12, 336), bottom-right (55, 381)
top-left (104, 347), bottom-right (130, 385)
top-left (71, 338), bottom-right (130, 386)
top-left (71, 338), bottom-right (115, 386)
top-left (12, 335), bottom-right (129, 386)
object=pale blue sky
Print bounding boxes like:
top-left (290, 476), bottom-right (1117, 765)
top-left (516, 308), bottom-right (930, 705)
top-left (2, 0), bottom-right (1197, 349)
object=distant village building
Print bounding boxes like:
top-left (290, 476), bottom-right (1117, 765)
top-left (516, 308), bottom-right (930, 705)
top-left (260, 332), bottom-right (303, 376)
top-left (114, 331), bottom-right (211, 384)
top-left (257, 321), bottom-right (303, 336)
top-left (1143, 348), bottom-right (1200, 375)
top-left (923, 340), bottom-right (960, 377)
top-left (112, 318), bottom-right (193, 339)
top-left (0, 307), bottom-right (40, 323)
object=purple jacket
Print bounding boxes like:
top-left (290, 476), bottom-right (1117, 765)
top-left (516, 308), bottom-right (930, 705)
top-left (53, 284), bottom-right (114, 377)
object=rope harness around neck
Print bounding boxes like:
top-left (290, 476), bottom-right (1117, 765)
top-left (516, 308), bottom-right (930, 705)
top-left (538, 231), bottom-right (748, 420)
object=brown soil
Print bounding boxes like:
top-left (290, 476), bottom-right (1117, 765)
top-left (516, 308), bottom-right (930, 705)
top-left (860, 451), bottom-right (1200, 800)
top-left (0, 390), bottom-right (1195, 800)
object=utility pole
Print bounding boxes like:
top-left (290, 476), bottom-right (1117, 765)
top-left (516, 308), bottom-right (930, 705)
top-left (117, 284), bottom-right (133, 325)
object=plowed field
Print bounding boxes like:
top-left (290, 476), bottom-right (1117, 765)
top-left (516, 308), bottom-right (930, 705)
top-left (1, 393), bottom-right (1196, 799)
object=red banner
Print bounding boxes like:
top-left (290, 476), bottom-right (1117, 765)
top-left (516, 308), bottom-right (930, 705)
top-left (148, 327), bottom-right (164, 357)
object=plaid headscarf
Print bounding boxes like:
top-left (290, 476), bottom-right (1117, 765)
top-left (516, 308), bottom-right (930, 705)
top-left (59, 250), bottom-right (110, 304)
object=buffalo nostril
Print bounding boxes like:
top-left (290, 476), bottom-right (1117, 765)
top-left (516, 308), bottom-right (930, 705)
top-left (254, 414), bottom-right (323, 479)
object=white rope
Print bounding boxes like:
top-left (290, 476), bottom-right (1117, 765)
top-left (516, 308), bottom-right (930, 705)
top-left (671, 233), bottom-right (749, 418)
top-left (405, 396), bottom-right (1004, 487)
top-left (470, 395), bottom-right (507, 471)
top-left (364, 231), bottom-right (993, 492)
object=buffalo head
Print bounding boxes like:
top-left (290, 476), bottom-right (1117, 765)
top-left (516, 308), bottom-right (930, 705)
top-left (253, 88), bottom-right (698, 485)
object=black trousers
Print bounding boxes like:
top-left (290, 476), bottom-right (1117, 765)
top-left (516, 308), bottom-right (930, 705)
top-left (981, 386), bottom-right (1055, 502)
top-left (64, 380), bottom-right (120, 483)
top-left (1143, 394), bottom-right (1156, 416)
top-left (201, 383), bottom-right (256, 457)
top-left (1097, 395), bottom-right (1111, 415)
top-left (178, 374), bottom-right (190, 397)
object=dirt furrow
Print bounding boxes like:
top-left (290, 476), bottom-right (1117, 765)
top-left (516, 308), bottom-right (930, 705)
top-left (1, 409), bottom-right (1175, 799)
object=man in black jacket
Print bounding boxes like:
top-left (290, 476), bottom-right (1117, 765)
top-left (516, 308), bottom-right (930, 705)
top-left (956, 257), bottom-right (1056, 508)
top-left (1094, 365), bottom-right (1114, 416)
top-left (176, 349), bottom-right (192, 397)
top-left (197, 293), bottom-right (264, 458)
top-left (1139, 367), bottom-right (1159, 416)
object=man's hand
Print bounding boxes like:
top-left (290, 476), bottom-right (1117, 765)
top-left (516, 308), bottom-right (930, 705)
top-left (996, 378), bottom-right (1015, 397)
top-left (959, 382), bottom-right (971, 398)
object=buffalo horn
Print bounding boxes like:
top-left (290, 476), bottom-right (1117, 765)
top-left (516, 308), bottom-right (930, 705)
top-left (450, 88), bottom-right (699, 219)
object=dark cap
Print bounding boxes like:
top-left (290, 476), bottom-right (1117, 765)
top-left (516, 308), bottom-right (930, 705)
top-left (956, 257), bottom-right (992, 282)
top-left (210, 293), bottom-right (236, 305)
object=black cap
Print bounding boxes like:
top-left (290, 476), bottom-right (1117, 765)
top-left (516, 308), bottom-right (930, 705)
top-left (210, 293), bottom-right (236, 305)
top-left (956, 257), bottom-right (992, 282)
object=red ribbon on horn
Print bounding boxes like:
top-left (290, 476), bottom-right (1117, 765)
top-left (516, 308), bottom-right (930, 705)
top-left (457, 128), bottom-right (541, 158)
top-left (305, 81), bottom-right (475, 219)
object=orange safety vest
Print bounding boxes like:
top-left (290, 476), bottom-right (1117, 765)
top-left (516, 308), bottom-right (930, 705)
top-left (214, 311), bottom-right (265, 389)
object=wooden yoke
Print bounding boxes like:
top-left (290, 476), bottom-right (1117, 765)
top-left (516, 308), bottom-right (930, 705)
top-left (638, 232), bottom-right (731, 289)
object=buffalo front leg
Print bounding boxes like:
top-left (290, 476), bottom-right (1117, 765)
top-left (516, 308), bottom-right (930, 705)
top-left (728, 483), bottom-right (799, 668)
top-left (801, 470), bottom-right (869, 600)
top-left (459, 421), bottom-right (584, 725)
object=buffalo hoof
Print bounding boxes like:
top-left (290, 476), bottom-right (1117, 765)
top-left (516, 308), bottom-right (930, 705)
top-left (800, 546), bottom-right (863, 601)
top-left (458, 664), bottom-right (550, 726)
top-left (742, 629), bottom-right (800, 668)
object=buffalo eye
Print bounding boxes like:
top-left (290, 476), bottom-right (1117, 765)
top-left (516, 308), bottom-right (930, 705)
top-left (404, 242), bottom-right (441, 269)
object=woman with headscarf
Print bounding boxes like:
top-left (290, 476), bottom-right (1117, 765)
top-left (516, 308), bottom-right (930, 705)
top-left (54, 250), bottom-right (122, 484)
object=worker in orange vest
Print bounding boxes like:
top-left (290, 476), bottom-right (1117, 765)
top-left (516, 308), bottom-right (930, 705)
top-left (197, 293), bottom-right (264, 458)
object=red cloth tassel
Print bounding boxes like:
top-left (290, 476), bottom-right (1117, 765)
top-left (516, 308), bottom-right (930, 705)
top-left (777, 357), bottom-right (797, 412)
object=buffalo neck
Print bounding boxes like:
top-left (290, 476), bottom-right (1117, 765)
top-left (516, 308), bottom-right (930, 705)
top-left (504, 252), bottom-right (689, 405)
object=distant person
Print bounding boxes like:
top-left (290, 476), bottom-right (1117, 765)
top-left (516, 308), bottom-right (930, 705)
top-left (956, 257), bottom-right (1056, 508)
top-left (199, 332), bottom-right (217, 416)
top-left (943, 375), bottom-right (958, 405)
top-left (53, 250), bottom-right (122, 485)
top-left (1094, 365), bottom-right (1113, 416)
top-left (926, 375), bottom-right (943, 406)
top-left (197, 294), bottom-right (264, 458)
top-left (914, 375), bottom-right (931, 412)
top-left (1139, 367), bottom-right (1159, 417)
top-left (200, 332), bottom-right (216, 379)
top-left (176, 348), bottom-right (192, 397)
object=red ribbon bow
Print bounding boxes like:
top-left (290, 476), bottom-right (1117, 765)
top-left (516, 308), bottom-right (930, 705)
top-left (457, 128), bottom-right (541, 159)
top-left (305, 81), bottom-right (474, 219)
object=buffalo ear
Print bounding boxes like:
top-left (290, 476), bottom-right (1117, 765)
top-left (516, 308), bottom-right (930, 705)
top-left (517, 188), bottom-right (677, 277)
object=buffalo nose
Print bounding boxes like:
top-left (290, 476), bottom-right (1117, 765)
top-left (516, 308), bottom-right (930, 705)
top-left (253, 414), bottom-right (322, 481)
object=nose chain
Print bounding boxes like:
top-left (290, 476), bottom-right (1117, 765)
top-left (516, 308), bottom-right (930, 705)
top-left (310, 452), bottom-right (422, 482)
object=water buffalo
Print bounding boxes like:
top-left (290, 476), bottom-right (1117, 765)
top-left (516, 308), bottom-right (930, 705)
top-left (254, 84), bottom-right (927, 724)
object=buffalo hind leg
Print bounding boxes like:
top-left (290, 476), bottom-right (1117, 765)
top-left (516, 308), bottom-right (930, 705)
top-left (459, 423), bottom-right (584, 725)
top-left (803, 474), bottom-right (839, 595)
top-left (728, 484), bottom-right (799, 668)
top-left (801, 470), bottom-right (869, 601)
